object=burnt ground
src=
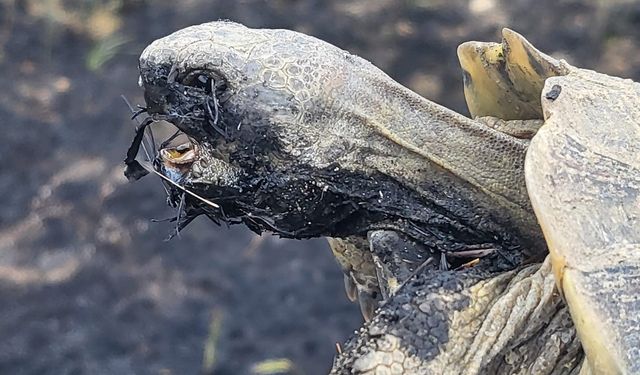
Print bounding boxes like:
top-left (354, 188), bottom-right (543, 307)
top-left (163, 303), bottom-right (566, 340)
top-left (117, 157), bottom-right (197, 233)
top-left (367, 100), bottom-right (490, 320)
top-left (1, 1), bottom-right (639, 374)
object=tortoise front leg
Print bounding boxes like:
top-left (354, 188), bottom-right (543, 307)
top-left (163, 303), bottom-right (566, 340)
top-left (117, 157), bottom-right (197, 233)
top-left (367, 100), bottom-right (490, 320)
top-left (328, 237), bottom-right (382, 321)
top-left (332, 259), bottom-right (583, 375)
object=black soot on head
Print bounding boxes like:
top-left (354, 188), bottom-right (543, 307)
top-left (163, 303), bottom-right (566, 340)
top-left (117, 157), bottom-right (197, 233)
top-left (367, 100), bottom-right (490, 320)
top-left (134, 64), bottom-right (523, 267)
top-left (140, 65), bottom-right (235, 144)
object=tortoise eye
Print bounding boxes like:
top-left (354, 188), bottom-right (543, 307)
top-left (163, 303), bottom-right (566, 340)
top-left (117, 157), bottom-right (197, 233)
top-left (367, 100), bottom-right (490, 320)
top-left (196, 74), bottom-right (210, 89)
top-left (183, 71), bottom-right (212, 93)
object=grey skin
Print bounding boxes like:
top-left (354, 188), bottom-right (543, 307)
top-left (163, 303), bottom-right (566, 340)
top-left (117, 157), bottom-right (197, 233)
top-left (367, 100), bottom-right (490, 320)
top-left (126, 22), bottom-right (639, 374)
top-left (131, 21), bottom-right (544, 295)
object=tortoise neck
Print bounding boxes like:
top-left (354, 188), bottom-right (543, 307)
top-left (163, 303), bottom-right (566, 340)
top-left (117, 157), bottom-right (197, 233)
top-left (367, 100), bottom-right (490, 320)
top-left (348, 69), bottom-right (531, 210)
top-left (339, 71), bottom-right (543, 250)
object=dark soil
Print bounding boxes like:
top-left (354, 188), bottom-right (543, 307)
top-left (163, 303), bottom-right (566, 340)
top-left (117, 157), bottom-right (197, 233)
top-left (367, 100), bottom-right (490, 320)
top-left (1, 1), bottom-right (638, 374)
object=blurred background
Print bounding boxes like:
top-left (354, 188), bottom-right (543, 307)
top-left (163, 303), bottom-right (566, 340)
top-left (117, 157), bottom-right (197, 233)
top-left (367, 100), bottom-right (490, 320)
top-left (0, 0), bottom-right (639, 374)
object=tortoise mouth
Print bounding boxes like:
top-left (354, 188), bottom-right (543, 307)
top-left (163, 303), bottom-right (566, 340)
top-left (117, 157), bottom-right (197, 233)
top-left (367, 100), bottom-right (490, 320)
top-left (160, 141), bottom-right (198, 168)
top-left (131, 66), bottom-right (237, 183)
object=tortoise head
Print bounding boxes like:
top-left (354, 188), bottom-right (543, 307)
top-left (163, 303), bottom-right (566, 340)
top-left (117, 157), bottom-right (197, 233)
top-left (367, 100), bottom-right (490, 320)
top-left (134, 21), bottom-right (404, 237)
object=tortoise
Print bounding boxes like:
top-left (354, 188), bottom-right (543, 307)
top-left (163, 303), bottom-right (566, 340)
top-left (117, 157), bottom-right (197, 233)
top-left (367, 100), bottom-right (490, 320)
top-left (124, 22), bottom-right (639, 374)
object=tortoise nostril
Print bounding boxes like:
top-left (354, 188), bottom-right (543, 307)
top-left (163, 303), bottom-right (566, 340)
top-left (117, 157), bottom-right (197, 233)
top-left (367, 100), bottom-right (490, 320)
top-left (143, 84), bottom-right (170, 114)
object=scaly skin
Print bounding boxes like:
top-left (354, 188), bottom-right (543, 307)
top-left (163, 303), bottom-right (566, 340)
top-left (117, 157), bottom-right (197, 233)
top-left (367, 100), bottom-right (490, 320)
top-left (333, 259), bottom-right (582, 375)
top-left (127, 21), bottom-right (558, 373)
top-left (131, 21), bottom-right (544, 299)
top-left (125, 22), bottom-right (636, 373)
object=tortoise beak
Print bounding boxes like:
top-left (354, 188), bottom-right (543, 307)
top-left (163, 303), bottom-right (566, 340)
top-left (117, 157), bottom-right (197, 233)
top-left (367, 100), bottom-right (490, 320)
top-left (526, 76), bottom-right (640, 374)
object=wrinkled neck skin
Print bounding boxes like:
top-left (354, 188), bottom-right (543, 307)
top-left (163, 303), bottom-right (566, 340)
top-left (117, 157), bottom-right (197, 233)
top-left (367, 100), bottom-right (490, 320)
top-left (138, 22), bottom-right (544, 262)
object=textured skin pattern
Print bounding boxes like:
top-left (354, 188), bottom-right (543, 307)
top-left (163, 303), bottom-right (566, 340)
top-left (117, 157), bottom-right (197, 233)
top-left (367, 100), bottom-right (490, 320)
top-left (477, 117), bottom-right (544, 139)
top-left (328, 237), bottom-right (379, 297)
top-left (332, 260), bottom-right (583, 374)
top-left (328, 237), bottom-right (381, 320)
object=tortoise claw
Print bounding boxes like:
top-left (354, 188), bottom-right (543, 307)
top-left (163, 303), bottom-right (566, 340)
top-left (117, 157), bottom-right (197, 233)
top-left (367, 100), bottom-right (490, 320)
top-left (358, 290), bottom-right (379, 322)
top-left (343, 273), bottom-right (358, 302)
